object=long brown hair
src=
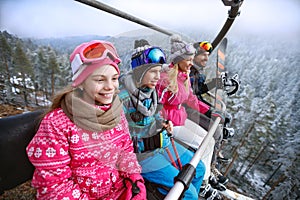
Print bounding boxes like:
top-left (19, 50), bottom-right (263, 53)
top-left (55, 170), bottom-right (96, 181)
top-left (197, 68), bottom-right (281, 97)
top-left (38, 85), bottom-right (73, 120)
top-left (33, 85), bottom-right (74, 130)
top-left (49, 85), bottom-right (73, 112)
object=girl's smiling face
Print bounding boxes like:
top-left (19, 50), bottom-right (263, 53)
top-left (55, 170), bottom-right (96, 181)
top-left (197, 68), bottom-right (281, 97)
top-left (178, 56), bottom-right (194, 73)
top-left (80, 65), bottom-right (119, 105)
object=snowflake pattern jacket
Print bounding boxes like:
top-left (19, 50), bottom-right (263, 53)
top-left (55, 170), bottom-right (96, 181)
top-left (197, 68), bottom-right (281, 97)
top-left (26, 108), bottom-right (142, 200)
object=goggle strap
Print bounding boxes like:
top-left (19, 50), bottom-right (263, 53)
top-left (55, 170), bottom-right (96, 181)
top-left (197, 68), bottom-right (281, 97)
top-left (72, 63), bottom-right (87, 81)
top-left (132, 56), bottom-right (143, 68)
top-left (71, 54), bottom-right (83, 74)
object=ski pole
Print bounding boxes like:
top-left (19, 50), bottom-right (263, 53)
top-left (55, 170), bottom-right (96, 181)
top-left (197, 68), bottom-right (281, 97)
top-left (171, 137), bottom-right (182, 170)
top-left (165, 104), bottom-right (224, 200)
top-left (163, 120), bottom-right (181, 170)
top-left (165, 147), bottom-right (179, 170)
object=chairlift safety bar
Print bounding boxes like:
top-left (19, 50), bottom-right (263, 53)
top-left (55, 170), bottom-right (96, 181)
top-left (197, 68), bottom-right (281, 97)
top-left (164, 99), bottom-right (225, 200)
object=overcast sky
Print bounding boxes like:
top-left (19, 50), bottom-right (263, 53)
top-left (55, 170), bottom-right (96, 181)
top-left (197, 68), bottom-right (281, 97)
top-left (0, 0), bottom-right (299, 39)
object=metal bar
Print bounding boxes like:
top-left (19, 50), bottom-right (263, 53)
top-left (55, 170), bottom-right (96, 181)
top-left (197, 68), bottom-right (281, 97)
top-left (74, 0), bottom-right (243, 55)
top-left (74, 0), bottom-right (173, 36)
top-left (165, 97), bottom-right (226, 200)
top-left (164, 117), bottom-right (221, 200)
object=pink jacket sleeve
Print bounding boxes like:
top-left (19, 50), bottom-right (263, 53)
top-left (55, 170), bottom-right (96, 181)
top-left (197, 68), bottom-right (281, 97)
top-left (26, 116), bottom-right (87, 200)
top-left (185, 87), bottom-right (210, 114)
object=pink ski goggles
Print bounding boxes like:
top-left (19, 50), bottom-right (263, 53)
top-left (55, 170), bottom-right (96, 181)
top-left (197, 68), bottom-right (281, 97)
top-left (70, 40), bottom-right (121, 86)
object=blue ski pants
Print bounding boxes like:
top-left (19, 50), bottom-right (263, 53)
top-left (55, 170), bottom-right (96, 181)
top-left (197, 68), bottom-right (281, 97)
top-left (140, 141), bottom-right (205, 200)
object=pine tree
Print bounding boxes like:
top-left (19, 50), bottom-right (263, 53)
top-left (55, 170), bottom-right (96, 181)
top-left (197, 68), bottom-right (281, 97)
top-left (12, 41), bottom-right (33, 108)
top-left (0, 34), bottom-right (13, 102)
top-left (48, 50), bottom-right (59, 97)
top-left (36, 47), bottom-right (49, 105)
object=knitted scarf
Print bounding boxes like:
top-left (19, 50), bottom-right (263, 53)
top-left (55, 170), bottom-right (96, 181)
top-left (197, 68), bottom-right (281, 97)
top-left (123, 72), bottom-right (158, 117)
top-left (61, 91), bottom-right (122, 132)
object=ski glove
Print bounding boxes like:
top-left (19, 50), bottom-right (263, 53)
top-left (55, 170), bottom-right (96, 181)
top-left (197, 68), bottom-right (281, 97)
top-left (120, 173), bottom-right (146, 200)
top-left (133, 129), bottom-right (171, 153)
top-left (143, 129), bottom-right (171, 151)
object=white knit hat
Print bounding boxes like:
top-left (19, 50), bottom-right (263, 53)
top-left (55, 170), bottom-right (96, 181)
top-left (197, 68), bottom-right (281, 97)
top-left (169, 34), bottom-right (195, 64)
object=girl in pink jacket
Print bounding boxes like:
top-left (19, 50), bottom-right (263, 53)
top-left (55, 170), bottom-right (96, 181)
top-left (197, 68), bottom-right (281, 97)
top-left (156, 35), bottom-right (211, 150)
top-left (156, 36), bottom-right (224, 198)
top-left (26, 40), bottom-right (146, 200)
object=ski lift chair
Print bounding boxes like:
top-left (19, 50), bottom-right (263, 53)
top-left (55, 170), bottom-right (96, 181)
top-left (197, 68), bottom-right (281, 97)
top-left (0, 110), bottom-right (44, 194)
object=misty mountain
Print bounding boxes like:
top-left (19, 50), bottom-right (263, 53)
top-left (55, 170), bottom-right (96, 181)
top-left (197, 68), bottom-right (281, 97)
top-left (33, 35), bottom-right (111, 55)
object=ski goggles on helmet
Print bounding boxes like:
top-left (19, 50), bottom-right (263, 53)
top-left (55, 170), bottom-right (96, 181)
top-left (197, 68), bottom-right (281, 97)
top-left (131, 47), bottom-right (166, 69)
top-left (199, 41), bottom-right (213, 53)
top-left (71, 40), bottom-right (121, 77)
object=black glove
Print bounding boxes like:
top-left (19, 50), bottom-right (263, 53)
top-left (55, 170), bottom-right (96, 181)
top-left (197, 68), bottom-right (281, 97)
top-left (143, 130), bottom-right (171, 151)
